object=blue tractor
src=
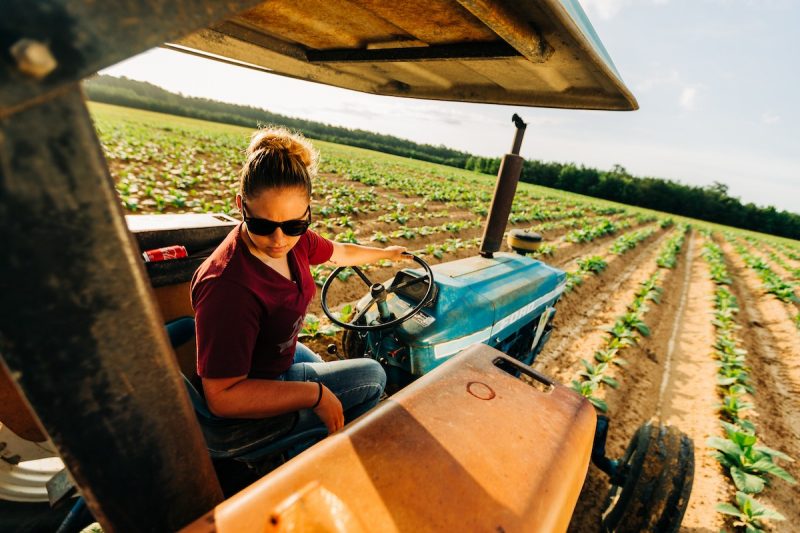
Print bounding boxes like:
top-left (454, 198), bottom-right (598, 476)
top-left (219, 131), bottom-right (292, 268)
top-left (321, 119), bottom-right (565, 389)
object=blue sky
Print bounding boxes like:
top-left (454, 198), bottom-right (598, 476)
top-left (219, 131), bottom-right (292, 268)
top-left (101, 0), bottom-right (799, 214)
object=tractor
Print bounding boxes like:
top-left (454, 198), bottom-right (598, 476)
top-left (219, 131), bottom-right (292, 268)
top-left (0, 1), bottom-right (694, 531)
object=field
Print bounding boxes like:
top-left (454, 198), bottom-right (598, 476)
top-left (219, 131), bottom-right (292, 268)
top-left (91, 103), bottom-right (800, 532)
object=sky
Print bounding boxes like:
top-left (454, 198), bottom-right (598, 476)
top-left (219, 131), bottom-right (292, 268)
top-left (101, 0), bottom-right (799, 214)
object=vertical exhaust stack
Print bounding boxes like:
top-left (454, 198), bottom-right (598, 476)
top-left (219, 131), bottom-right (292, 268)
top-left (479, 114), bottom-right (527, 258)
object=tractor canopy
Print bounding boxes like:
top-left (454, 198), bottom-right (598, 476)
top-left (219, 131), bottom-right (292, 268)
top-left (171, 0), bottom-right (638, 111)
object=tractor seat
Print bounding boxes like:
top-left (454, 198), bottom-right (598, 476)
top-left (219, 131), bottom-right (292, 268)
top-left (166, 317), bottom-right (326, 463)
top-left (179, 374), bottom-right (300, 461)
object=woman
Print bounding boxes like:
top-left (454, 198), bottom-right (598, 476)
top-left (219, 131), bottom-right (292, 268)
top-left (191, 126), bottom-right (406, 436)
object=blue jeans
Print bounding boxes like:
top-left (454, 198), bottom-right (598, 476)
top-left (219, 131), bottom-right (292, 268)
top-left (279, 343), bottom-right (386, 436)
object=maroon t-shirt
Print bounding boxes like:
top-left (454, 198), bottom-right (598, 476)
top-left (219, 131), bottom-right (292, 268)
top-left (191, 225), bottom-right (334, 379)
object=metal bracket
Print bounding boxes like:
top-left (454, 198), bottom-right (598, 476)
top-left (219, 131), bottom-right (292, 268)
top-left (591, 414), bottom-right (623, 483)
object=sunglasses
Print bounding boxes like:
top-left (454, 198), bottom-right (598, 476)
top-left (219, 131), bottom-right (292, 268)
top-left (241, 201), bottom-right (311, 236)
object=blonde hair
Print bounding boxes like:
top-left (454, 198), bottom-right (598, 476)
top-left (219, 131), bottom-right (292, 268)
top-left (239, 126), bottom-right (318, 199)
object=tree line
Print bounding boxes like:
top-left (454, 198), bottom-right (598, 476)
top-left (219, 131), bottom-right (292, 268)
top-left (83, 75), bottom-right (799, 239)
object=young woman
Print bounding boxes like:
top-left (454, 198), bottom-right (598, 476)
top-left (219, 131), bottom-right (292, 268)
top-left (191, 127), bottom-right (407, 436)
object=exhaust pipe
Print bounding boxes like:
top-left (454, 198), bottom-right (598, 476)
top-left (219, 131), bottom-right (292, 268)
top-left (479, 114), bottom-right (527, 258)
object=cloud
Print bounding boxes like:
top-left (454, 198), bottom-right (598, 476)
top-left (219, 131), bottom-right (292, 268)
top-left (761, 112), bottom-right (781, 125)
top-left (634, 66), bottom-right (703, 111)
top-left (581, 0), bottom-right (670, 20)
top-left (635, 69), bottom-right (680, 92)
top-left (580, 0), bottom-right (630, 19)
top-left (679, 87), bottom-right (697, 110)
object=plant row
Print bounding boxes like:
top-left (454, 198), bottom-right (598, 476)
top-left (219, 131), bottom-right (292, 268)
top-left (608, 227), bottom-right (656, 255)
top-left (569, 227), bottom-right (686, 410)
top-left (729, 237), bottom-right (799, 306)
top-left (742, 238), bottom-right (800, 282)
top-left (563, 225), bottom-right (659, 292)
top-left (701, 236), bottom-right (795, 531)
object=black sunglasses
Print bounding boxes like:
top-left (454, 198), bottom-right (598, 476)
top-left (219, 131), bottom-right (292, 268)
top-left (241, 201), bottom-right (311, 237)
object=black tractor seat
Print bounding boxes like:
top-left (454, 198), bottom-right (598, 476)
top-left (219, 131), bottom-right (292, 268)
top-left (166, 318), bottom-right (328, 464)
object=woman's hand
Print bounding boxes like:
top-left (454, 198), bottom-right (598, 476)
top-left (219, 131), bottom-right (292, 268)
top-left (385, 245), bottom-right (412, 262)
top-left (313, 384), bottom-right (345, 434)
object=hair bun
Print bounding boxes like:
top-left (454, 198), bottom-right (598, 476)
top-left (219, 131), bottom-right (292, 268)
top-left (239, 126), bottom-right (318, 198)
top-left (247, 127), bottom-right (318, 170)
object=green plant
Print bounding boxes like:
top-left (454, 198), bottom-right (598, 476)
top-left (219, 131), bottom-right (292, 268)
top-left (593, 347), bottom-right (627, 366)
top-left (370, 231), bottom-right (389, 243)
top-left (336, 268), bottom-right (354, 282)
top-left (578, 359), bottom-right (619, 388)
top-left (619, 311), bottom-right (651, 337)
top-left (602, 321), bottom-right (638, 347)
top-left (577, 256), bottom-right (608, 274)
top-left (299, 314), bottom-right (320, 337)
top-left (708, 422), bottom-right (796, 494)
top-left (335, 229), bottom-right (359, 243)
top-left (569, 379), bottom-right (608, 412)
top-left (565, 271), bottom-right (584, 291)
top-left (337, 304), bottom-right (354, 323)
top-left (299, 314), bottom-right (340, 338)
top-left (716, 491), bottom-right (785, 533)
top-left (717, 387), bottom-right (754, 424)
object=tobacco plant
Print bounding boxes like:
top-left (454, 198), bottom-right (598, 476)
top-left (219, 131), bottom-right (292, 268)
top-left (717, 492), bottom-right (786, 533)
top-left (708, 422), bottom-right (796, 494)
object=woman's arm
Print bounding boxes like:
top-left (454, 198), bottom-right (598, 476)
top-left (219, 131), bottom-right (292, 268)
top-left (203, 376), bottom-right (344, 433)
top-left (328, 242), bottom-right (410, 267)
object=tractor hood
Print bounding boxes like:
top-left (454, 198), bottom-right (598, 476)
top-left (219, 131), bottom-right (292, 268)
top-left (173, 0), bottom-right (638, 111)
top-left (360, 253), bottom-right (566, 376)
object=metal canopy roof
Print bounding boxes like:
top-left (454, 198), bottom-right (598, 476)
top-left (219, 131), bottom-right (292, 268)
top-left (173, 0), bottom-right (638, 111)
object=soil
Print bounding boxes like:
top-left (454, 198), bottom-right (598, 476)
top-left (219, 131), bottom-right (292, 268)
top-left (125, 163), bottom-right (800, 529)
top-left (717, 239), bottom-right (800, 531)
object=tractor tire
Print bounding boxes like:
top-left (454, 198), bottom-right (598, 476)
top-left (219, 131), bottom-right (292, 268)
top-left (342, 329), bottom-right (367, 359)
top-left (601, 422), bottom-right (694, 533)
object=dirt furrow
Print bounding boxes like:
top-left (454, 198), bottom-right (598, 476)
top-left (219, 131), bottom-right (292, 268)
top-left (566, 229), bottom-right (689, 531)
top-left (720, 240), bottom-right (800, 396)
top-left (653, 232), bottom-right (728, 531)
top-left (718, 239), bottom-right (800, 530)
top-left (535, 229), bottom-right (669, 381)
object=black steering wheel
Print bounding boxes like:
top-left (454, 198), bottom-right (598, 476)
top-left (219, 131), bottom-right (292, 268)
top-left (320, 252), bottom-right (435, 332)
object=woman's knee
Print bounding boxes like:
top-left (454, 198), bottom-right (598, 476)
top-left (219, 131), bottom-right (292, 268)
top-left (355, 358), bottom-right (387, 392)
top-left (294, 342), bottom-right (323, 364)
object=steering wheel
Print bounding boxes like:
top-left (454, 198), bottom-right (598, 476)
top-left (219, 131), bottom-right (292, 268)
top-left (320, 252), bottom-right (435, 332)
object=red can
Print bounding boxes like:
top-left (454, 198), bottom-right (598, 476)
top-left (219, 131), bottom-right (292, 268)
top-left (142, 245), bottom-right (188, 263)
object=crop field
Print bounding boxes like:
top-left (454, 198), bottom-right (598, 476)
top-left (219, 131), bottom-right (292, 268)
top-left (92, 103), bottom-right (800, 532)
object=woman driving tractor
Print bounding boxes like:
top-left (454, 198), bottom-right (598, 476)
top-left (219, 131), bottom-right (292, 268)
top-left (191, 127), bottom-right (407, 436)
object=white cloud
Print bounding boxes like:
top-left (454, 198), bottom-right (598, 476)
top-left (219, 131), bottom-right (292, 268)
top-left (635, 69), bottom-right (679, 92)
top-left (580, 0), bottom-right (630, 19)
top-left (679, 87), bottom-right (697, 110)
top-left (580, 0), bottom-right (670, 20)
top-left (761, 112), bottom-right (781, 124)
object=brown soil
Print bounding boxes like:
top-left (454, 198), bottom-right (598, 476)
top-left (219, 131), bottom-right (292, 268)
top-left (563, 231), bottom-right (732, 531)
top-left (536, 227), bottom-right (668, 381)
top-left (652, 233), bottom-right (729, 531)
top-left (717, 239), bottom-right (800, 531)
top-left (561, 230), bottom-right (682, 531)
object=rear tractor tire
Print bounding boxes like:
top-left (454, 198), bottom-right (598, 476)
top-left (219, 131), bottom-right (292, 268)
top-left (601, 422), bottom-right (694, 533)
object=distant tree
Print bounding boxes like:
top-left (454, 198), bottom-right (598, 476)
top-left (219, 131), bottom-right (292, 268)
top-left (83, 75), bottom-right (800, 239)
